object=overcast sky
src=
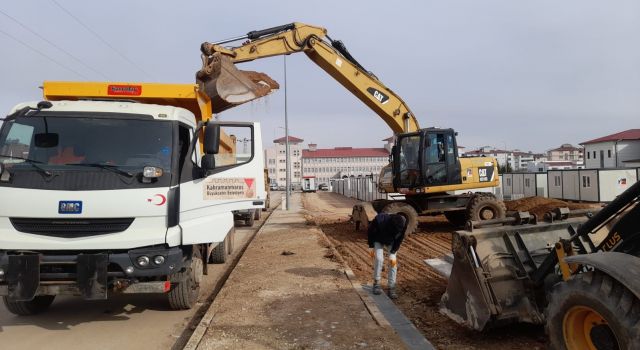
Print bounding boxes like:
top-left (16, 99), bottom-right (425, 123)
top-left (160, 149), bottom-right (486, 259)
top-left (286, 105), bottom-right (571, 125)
top-left (1, 1), bottom-right (638, 153)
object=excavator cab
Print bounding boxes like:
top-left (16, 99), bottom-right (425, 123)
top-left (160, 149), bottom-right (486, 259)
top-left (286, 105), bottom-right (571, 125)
top-left (393, 128), bottom-right (462, 190)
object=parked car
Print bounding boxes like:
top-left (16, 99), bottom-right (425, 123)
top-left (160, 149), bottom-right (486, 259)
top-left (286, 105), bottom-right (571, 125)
top-left (318, 183), bottom-right (329, 191)
top-left (270, 183), bottom-right (278, 191)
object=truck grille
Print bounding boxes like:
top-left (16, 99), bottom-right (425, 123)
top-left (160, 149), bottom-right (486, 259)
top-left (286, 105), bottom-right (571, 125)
top-left (9, 218), bottom-right (135, 238)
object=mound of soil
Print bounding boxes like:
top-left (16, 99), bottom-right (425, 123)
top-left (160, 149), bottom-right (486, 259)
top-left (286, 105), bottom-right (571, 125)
top-left (505, 196), bottom-right (599, 218)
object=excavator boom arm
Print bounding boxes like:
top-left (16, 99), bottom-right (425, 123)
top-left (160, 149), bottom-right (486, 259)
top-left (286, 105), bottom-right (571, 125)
top-left (198, 22), bottom-right (419, 133)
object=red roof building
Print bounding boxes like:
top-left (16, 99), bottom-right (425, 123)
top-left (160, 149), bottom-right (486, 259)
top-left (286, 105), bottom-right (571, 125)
top-left (302, 146), bottom-right (390, 184)
top-left (580, 129), bottom-right (640, 169)
top-left (273, 136), bottom-right (304, 144)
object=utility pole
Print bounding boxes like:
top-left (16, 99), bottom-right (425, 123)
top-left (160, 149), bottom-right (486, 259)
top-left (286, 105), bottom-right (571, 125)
top-left (284, 55), bottom-right (290, 210)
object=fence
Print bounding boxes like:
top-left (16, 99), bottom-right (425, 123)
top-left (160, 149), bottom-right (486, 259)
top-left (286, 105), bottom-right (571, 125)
top-left (330, 176), bottom-right (389, 202)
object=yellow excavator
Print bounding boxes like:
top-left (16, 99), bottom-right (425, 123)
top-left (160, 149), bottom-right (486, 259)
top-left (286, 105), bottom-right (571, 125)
top-left (195, 22), bottom-right (505, 233)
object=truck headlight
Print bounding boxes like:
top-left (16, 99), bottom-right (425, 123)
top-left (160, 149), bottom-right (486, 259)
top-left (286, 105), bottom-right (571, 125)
top-left (153, 255), bottom-right (165, 265)
top-left (136, 255), bottom-right (150, 267)
top-left (143, 166), bottom-right (163, 178)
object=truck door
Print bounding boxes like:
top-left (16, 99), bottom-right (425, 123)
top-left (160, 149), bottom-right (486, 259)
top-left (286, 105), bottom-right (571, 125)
top-left (177, 122), bottom-right (266, 245)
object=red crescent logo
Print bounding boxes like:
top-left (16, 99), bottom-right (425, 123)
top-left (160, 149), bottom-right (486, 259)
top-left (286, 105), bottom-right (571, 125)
top-left (155, 194), bottom-right (167, 206)
top-left (147, 194), bottom-right (167, 206)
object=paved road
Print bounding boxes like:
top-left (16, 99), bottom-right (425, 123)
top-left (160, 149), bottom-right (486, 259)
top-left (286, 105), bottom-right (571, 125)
top-left (0, 213), bottom-right (269, 349)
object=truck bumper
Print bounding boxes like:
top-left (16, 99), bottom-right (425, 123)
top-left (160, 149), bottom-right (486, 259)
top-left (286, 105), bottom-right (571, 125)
top-left (0, 246), bottom-right (184, 301)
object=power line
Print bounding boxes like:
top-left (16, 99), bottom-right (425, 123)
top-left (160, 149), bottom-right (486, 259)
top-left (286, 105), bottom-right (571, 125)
top-left (0, 9), bottom-right (110, 80)
top-left (50, 0), bottom-right (155, 80)
top-left (0, 28), bottom-right (88, 79)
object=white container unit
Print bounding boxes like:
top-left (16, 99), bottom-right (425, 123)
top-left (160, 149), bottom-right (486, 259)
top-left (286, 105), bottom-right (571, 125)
top-left (502, 173), bottom-right (513, 199)
top-left (577, 169), bottom-right (599, 202)
top-left (561, 170), bottom-right (581, 201)
top-left (598, 169), bottom-right (638, 202)
top-left (548, 170), bottom-right (563, 199)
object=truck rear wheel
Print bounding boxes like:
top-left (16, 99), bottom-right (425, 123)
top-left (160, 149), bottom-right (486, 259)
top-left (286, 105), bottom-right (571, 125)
top-left (382, 202), bottom-right (418, 235)
top-left (2, 295), bottom-right (55, 316)
top-left (211, 233), bottom-right (230, 264)
top-left (546, 271), bottom-right (640, 350)
top-left (254, 208), bottom-right (261, 220)
top-left (168, 250), bottom-right (203, 310)
top-left (245, 212), bottom-right (255, 227)
top-left (466, 195), bottom-right (506, 222)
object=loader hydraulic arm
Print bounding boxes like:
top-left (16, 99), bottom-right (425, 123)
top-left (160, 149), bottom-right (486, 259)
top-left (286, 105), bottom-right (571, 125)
top-left (198, 22), bottom-right (420, 133)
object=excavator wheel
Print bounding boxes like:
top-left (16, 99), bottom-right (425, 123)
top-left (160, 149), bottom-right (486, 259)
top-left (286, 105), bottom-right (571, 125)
top-left (466, 195), bottom-right (506, 222)
top-left (546, 271), bottom-right (640, 350)
top-left (381, 202), bottom-right (418, 235)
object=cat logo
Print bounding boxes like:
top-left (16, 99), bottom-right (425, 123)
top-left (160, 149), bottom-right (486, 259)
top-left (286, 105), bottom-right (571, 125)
top-left (366, 87), bottom-right (389, 105)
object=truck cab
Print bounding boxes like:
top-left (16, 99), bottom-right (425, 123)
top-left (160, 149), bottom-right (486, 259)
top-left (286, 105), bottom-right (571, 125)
top-left (0, 82), bottom-right (266, 314)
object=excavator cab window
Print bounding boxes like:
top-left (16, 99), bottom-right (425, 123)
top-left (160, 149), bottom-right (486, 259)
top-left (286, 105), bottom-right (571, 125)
top-left (422, 133), bottom-right (447, 186)
top-left (397, 134), bottom-right (421, 188)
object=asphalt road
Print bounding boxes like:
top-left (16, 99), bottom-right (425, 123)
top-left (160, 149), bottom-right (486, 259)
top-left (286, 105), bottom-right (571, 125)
top-left (0, 214), bottom-right (267, 349)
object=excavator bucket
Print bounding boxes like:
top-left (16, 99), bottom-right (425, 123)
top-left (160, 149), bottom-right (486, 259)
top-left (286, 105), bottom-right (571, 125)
top-left (196, 52), bottom-right (280, 114)
top-left (438, 214), bottom-right (594, 331)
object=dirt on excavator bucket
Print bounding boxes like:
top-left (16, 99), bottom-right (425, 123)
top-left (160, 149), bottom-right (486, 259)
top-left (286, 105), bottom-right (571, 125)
top-left (196, 52), bottom-right (280, 114)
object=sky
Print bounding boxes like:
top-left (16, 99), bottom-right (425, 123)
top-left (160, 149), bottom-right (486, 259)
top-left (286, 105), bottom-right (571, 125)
top-left (0, 0), bottom-right (638, 153)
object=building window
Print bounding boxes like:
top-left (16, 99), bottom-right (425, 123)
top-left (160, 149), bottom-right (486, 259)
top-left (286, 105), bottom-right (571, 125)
top-left (525, 178), bottom-right (530, 187)
top-left (506, 178), bottom-right (511, 186)
top-left (607, 150), bottom-right (611, 158)
top-left (593, 151), bottom-right (596, 158)
top-left (554, 175), bottom-right (561, 186)
top-left (582, 176), bottom-right (591, 188)
top-left (587, 152), bottom-right (590, 159)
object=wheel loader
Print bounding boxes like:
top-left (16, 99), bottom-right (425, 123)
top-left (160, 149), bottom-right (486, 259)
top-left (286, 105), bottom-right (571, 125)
top-left (437, 180), bottom-right (640, 349)
top-left (195, 22), bottom-right (506, 234)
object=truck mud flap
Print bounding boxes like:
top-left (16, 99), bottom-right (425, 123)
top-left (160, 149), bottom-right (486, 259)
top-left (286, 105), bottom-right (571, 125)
top-left (440, 234), bottom-right (493, 331)
top-left (6, 255), bottom-right (40, 301)
top-left (77, 254), bottom-right (108, 300)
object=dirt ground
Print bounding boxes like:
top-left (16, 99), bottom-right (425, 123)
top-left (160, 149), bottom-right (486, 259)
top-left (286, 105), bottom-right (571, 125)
top-left (301, 192), bottom-right (568, 350)
top-left (198, 194), bottom-right (405, 349)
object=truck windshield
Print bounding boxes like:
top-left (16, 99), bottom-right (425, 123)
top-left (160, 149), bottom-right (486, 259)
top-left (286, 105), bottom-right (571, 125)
top-left (0, 114), bottom-right (173, 176)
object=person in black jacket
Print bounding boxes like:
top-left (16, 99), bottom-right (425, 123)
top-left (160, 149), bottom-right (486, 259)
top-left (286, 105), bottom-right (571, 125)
top-left (367, 212), bottom-right (407, 299)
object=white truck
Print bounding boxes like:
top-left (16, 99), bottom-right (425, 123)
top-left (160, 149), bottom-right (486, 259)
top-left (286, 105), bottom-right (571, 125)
top-left (0, 82), bottom-right (266, 314)
top-left (302, 176), bottom-right (317, 193)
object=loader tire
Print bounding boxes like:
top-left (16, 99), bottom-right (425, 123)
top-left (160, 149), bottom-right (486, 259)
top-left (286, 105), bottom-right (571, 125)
top-left (168, 250), bottom-right (203, 310)
top-left (382, 202), bottom-right (418, 235)
top-left (2, 295), bottom-right (55, 316)
top-left (466, 195), bottom-right (506, 222)
top-left (546, 271), bottom-right (640, 350)
top-left (444, 210), bottom-right (467, 227)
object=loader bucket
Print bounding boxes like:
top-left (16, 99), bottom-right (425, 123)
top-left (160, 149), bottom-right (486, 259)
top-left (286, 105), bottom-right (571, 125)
top-left (196, 52), bottom-right (280, 114)
top-left (441, 216), bottom-right (592, 331)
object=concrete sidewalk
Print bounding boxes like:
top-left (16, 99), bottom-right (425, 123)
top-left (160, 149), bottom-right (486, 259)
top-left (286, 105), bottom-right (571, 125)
top-left (195, 193), bottom-right (406, 349)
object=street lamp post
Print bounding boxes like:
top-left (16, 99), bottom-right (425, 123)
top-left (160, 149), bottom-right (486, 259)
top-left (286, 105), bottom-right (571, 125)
top-left (284, 55), bottom-right (290, 210)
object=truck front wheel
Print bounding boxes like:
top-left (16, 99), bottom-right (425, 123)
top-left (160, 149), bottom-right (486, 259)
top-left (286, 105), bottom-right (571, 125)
top-left (168, 251), bottom-right (203, 310)
top-left (546, 271), bottom-right (640, 349)
top-left (3, 295), bottom-right (55, 316)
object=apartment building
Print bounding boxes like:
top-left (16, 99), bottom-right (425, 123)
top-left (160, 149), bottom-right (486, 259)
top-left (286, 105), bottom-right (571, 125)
top-left (264, 136), bottom-right (304, 188)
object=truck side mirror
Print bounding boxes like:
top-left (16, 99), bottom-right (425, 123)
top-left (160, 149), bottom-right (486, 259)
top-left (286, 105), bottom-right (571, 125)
top-left (203, 124), bottom-right (220, 154)
top-left (201, 154), bottom-right (216, 174)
